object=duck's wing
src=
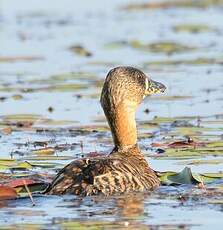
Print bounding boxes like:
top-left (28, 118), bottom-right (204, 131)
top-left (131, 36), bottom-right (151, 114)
top-left (45, 155), bottom-right (159, 196)
top-left (45, 157), bottom-right (135, 196)
top-left (45, 158), bottom-right (109, 195)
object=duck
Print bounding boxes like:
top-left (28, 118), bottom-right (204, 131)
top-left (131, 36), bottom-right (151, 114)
top-left (45, 66), bottom-right (166, 196)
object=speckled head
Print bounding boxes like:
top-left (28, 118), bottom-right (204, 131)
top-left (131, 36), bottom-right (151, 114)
top-left (100, 66), bottom-right (166, 107)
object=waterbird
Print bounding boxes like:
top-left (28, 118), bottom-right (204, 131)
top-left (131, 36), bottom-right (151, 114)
top-left (45, 66), bottom-right (166, 196)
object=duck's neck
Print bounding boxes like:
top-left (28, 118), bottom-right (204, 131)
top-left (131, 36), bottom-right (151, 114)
top-left (103, 101), bottom-right (138, 151)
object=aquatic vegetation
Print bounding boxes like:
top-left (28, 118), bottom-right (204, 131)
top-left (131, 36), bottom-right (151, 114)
top-left (123, 0), bottom-right (223, 10)
top-left (0, 0), bottom-right (223, 228)
top-left (69, 45), bottom-right (93, 57)
top-left (105, 40), bottom-right (196, 54)
top-left (173, 24), bottom-right (216, 33)
top-left (144, 57), bottom-right (223, 67)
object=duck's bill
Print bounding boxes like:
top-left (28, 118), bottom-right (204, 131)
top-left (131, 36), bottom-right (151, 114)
top-left (145, 79), bottom-right (166, 95)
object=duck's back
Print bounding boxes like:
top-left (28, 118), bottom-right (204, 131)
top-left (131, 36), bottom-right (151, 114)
top-left (45, 147), bottom-right (160, 196)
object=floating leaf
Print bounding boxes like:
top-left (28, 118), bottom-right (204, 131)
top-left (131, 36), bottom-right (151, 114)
top-left (0, 185), bottom-right (18, 200)
top-left (37, 119), bottom-right (76, 126)
top-left (105, 40), bottom-right (196, 54)
top-left (151, 116), bottom-right (177, 124)
top-left (206, 141), bottom-right (223, 148)
top-left (157, 167), bottom-right (223, 185)
top-left (23, 156), bottom-right (74, 161)
top-left (0, 159), bottom-right (16, 166)
top-left (208, 200), bottom-right (223, 204)
top-left (168, 139), bottom-right (205, 148)
top-left (32, 147), bottom-right (55, 155)
top-left (123, 0), bottom-right (223, 10)
top-left (16, 182), bottom-right (48, 194)
top-left (152, 139), bottom-right (203, 149)
top-left (0, 159), bottom-right (17, 170)
top-left (176, 126), bottom-right (213, 136)
top-left (0, 224), bottom-right (44, 230)
top-left (12, 94), bottom-right (23, 100)
top-left (150, 95), bottom-right (193, 101)
top-left (165, 147), bottom-right (223, 158)
top-left (69, 45), bottom-right (92, 57)
top-left (173, 24), bottom-right (214, 33)
top-left (0, 161), bottom-right (33, 171)
top-left (130, 40), bottom-right (196, 54)
top-left (9, 162), bottom-right (33, 170)
top-left (44, 83), bottom-right (88, 92)
top-left (0, 56), bottom-right (44, 63)
top-left (104, 41), bottom-right (127, 49)
top-left (6, 178), bottom-right (36, 188)
top-left (202, 173), bottom-right (223, 178)
top-left (158, 167), bottom-right (201, 185)
top-left (178, 159), bottom-right (223, 165)
top-left (28, 161), bottom-right (62, 168)
top-left (2, 114), bottom-right (42, 124)
top-left (144, 57), bottom-right (222, 67)
top-left (0, 127), bottom-right (12, 135)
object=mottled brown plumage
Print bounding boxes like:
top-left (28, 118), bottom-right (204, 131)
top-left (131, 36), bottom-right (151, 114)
top-left (46, 66), bottom-right (166, 196)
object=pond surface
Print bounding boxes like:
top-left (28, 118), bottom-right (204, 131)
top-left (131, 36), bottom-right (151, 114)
top-left (0, 0), bottom-right (223, 229)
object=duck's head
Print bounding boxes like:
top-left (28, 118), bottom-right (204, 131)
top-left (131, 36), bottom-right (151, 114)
top-left (100, 66), bottom-right (166, 108)
top-left (100, 66), bottom-right (166, 150)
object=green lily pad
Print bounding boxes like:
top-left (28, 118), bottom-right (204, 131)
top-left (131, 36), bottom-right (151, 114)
top-left (208, 200), bottom-right (223, 204)
top-left (206, 141), bottom-right (223, 148)
top-left (157, 167), bottom-right (223, 185)
top-left (123, 0), bottom-right (223, 10)
top-left (2, 114), bottom-right (42, 123)
top-left (0, 160), bottom-right (32, 171)
top-left (176, 126), bottom-right (214, 136)
top-left (32, 147), bottom-right (55, 156)
top-left (144, 57), bottom-right (222, 67)
top-left (23, 156), bottom-right (74, 161)
top-left (173, 24), bottom-right (214, 33)
top-left (158, 167), bottom-right (202, 185)
top-left (105, 40), bottom-right (196, 54)
top-left (149, 95), bottom-right (193, 101)
top-left (104, 41), bottom-right (127, 49)
top-left (165, 147), bottom-right (223, 157)
top-left (178, 159), bottom-right (223, 165)
top-left (28, 161), bottom-right (62, 168)
top-left (16, 183), bottom-right (48, 194)
top-left (44, 83), bottom-right (88, 92)
top-left (130, 40), bottom-right (196, 54)
top-left (0, 56), bottom-right (44, 63)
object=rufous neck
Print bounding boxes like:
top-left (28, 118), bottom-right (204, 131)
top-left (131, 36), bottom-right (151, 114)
top-left (103, 101), bottom-right (137, 150)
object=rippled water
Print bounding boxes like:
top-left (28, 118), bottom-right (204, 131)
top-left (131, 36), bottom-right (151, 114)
top-left (0, 0), bottom-right (223, 229)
